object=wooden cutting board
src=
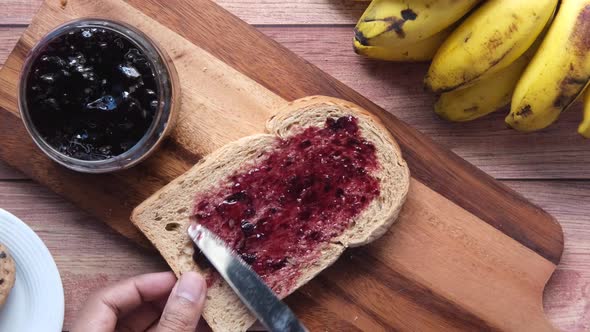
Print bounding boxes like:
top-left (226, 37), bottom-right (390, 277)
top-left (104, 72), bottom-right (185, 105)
top-left (0, 0), bottom-right (564, 330)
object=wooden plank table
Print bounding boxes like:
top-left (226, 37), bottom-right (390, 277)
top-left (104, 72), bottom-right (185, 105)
top-left (1, 1), bottom-right (589, 330)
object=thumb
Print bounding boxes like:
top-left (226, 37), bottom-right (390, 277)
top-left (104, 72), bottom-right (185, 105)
top-left (157, 272), bottom-right (207, 332)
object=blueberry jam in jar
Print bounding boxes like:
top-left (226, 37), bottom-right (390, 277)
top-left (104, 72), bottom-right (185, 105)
top-left (19, 19), bottom-right (178, 173)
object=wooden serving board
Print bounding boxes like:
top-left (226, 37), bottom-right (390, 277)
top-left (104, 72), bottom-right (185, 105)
top-left (0, 0), bottom-right (564, 330)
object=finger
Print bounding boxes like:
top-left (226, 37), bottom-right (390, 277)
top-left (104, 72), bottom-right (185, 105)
top-left (71, 272), bottom-right (176, 332)
top-left (157, 272), bottom-right (207, 332)
top-left (115, 303), bottom-right (161, 332)
top-left (100, 271), bottom-right (177, 315)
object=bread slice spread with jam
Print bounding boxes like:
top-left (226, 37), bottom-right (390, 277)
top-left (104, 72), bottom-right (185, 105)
top-left (131, 96), bottom-right (410, 331)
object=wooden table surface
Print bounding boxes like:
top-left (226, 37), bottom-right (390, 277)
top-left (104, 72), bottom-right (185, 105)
top-left (1, 1), bottom-right (589, 331)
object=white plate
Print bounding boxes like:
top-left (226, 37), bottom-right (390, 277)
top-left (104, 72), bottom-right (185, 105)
top-left (0, 209), bottom-right (64, 332)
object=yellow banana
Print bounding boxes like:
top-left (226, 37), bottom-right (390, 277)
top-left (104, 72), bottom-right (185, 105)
top-left (435, 10), bottom-right (554, 122)
top-left (507, 0), bottom-right (590, 132)
top-left (435, 47), bottom-right (535, 122)
top-left (353, 26), bottom-right (452, 62)
top-left (578, 88), bottom-right (590, 138)
top-left (354, 0), bottom-right (479, 48)
top-left (425, 0), bottom-right (557, 93)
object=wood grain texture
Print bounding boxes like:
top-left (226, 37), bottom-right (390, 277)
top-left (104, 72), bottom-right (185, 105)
top-left (1, 0), bottom-right (366, 25)
top-left (0, 160), bottom-right (25, 179)
top-left (0, 179), bottom-right (587, 331)
top-left (0, 1), bottom-right (589, 331)
top-left (0, 27), bottom-right (22, 67)
top-left (0, 0), bottom-right (286, 244)
top-left (504, 181), bottom-right (590, 332)
top-left (0, 0), bottom-right (43, 25)
top-left (0, 0), bottom-right (576, 327)
top-left (0, 0), bottom-right (563, 260)
top-left (2, 26), bottom-right (588, 180)
top-left (124, 0), bottom-right (562, 262)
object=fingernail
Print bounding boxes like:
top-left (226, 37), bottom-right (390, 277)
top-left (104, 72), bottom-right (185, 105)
top-left (175, 272), bottom-right (205, 303)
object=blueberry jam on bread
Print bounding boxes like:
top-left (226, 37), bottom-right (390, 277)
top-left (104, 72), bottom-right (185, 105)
top-left (132, 96), bottom-right (410, 332)
top-left (191, 116), bottom-right (380, 295)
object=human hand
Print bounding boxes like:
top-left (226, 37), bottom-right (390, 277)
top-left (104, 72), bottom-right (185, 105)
top-left (71, 271), bottom-right (208, 332)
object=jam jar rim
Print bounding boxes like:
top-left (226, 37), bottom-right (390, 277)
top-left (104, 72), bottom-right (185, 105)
top-left (18, 18), bottom-right (179, 173)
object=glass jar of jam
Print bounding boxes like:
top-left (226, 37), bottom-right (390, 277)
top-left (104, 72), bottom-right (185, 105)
top-left (18, 18), bottom-right (179, 173)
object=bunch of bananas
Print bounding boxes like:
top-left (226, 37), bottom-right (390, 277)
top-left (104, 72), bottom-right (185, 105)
top-left (354, 0), bottom-right (590, 137)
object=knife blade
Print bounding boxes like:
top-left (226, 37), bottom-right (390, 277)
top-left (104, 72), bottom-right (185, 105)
top-left (187, 223), bottom-right (308, 332)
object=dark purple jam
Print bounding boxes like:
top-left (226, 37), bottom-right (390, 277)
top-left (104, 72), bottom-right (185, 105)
top-left (25, 27), bottom-right (159, 160)
top-left (192, 116), bottom-right (380, 295)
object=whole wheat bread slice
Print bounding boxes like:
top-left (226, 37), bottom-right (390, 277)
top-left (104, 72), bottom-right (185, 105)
top-left (131, 95), bottom-right (410, 331)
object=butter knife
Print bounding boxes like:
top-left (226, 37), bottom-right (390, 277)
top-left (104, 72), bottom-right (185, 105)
top-left (187, 223), bottom-right (308, 332)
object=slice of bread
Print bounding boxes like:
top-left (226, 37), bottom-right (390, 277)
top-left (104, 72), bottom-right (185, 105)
top-left (131, 95), bottom-right (410, 331)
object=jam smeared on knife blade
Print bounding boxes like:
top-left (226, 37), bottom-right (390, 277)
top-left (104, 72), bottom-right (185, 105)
top-left (25, 27), bottom-right (159, 160)
top-left (192, 116), bottom-right (380, 295)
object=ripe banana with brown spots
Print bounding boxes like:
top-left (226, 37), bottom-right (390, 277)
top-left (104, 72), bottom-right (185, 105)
top-left (354, 0), bottom-right (479, 52)
top-left (434, 44), bottom-right (537, 122)
top-left (425, 0), bottom-right (558, 93)
top-left (353, 26), bottom-right (453, 62)
top-left (507, 0), bottom-right (590, 132)
top-left (435, 10), bottom-right (554, 122)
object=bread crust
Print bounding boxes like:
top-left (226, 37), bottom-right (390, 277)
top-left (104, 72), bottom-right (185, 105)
top-left (0, 244), bottom-right (16, 309)
top-left (131, 95), bottom-right (410, 332)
